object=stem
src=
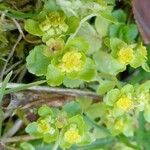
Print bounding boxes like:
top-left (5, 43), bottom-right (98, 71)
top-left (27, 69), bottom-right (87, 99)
top-left (52, 130), bottom-right (63, 150)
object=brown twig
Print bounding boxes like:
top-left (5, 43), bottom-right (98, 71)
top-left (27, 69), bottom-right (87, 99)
top-left (1, 83), bottom-right (100, 99)
top-left (1, 135), bottom-right (39, 143)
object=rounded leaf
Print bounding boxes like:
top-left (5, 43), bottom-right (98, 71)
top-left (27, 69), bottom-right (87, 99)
top-left (38, 105), bottom-right (53, 117)
top-left (24, 19), bottom-right (44, 36)
top-left (26, 45), bottom-right (50, 76)
top-left (104, 88), bottom-right (120, 106)
top-left (46, 64), bottom-right (64, 86)
top-left (79, 58), bottom-right (97, 81)
top-left (93, 51), bottom-right (125, 75)
top-left (63, 77), bottom-right (83, 88)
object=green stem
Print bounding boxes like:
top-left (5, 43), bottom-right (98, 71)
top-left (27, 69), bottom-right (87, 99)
top-left (52, 130), bottom-right (63, 150)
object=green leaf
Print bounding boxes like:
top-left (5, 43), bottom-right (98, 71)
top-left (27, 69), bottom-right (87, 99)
top-left (123, 118), bottom-right (134, 137)
top-left (104, 88), bottom-right (120, 106)
top-left (25, 122), bottom-right (38, 135)
top-left (63, 77), bottom-right (83, 88)
top-left (112, 9), bottom-right (127, 23)
top-left (119, 24), bottom-right (138, 44)
top-left (63, 101), bottom-right (82, 117)
top-left (46, 64), bottom-right (64, 86)
top-left (79, 58), bottom-right (97, 81)
top-left (86, 103), bottom-right (106, 119)
top-left (26, 45), bottom-right (50, 76)
top-left (95, 15), bottom-right (110, 37)
top-left (121, 84), bottom-right (134, 94)
top-left (93, 51), bottom-right (125, 75)
top-left (97, 80), bottom-right (116, 95)
top-left (43, 0), bottom-right (59, 12)
top-left (77, 22), bottom-right (101, 55)
top-left (43, 131), bottom-right (58, 143)
top-left (0, 72), bottom-right (12, 136)
top-left (109, 24), bottom-right (123, 37)
top-left (99, 11), bottom-right (118, 24)
top-left (137, 80), bottom-right (150, 93)
top-left (20, 142), bottom-right (35, 150)
top-left (0, 71), bottom-right (12, 102)
top-left (38, 105), bottom-right (53, 117)
top-left (142, 62), bottom-right (150, 72)
top-left (66, 16), bottom-right (80, 33)
top-left (66, 37), bottom-right (89, 53)
top-left (77, 98), bottom-right (93, 113)
top-left (130, 44), bottom-right (148, 69)
top-left (69, 115), bottom-right (85, 134)
top-left (24, 19), bottom-right (44, 36)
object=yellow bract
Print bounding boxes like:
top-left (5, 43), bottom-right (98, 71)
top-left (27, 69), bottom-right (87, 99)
top-left (115, 120), bottom-right (124, 131)
top-left (64, 128), bottom-right (81, 144)
top-left (37, 119), bottom-right (51, 134)
top-left (39, 12), bottom-right (68, 34)
top-left (59, 51), bottom-right (83, 73)
top-left (48, 12), bottom-right (64, 27)
top-left (116, 96), bottom-right (134, 111)
top-left (118, 47), bottom-right (134, 64)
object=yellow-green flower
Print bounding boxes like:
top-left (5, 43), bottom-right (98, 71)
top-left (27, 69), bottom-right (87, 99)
top-left (64, 128), bottom-right (81, 144)
top-left (114, 119), bottom-right (124, 131)
top-left (43, 38), bottom-right (64, 57)
top-left (48, 12), bottom-right (64, 27)
top-left (37, 119), bottom-right (51, 134)
top-left (59, 51), bottom-right (83, 73)
top-left (118, 46), bottom-right (134, 64)
top-left (39, 18), bottom-right (51, 32)
top-left (116, 95), bottom-right (134, 111)
top-left (39, 12), bottom-right (68, 35)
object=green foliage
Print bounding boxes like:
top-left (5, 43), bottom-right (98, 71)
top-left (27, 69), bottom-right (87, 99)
top-left (1, 0), bottom-right (150, 149)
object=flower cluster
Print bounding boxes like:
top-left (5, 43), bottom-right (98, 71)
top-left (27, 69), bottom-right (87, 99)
top-left (110, 38), bottom-right (148, 71)
top-left (25, 105), bottom-right (91, 149)
top-left (118, 46), bottom-right (134, 65)
top-left (25, 105), bottom-right (58, 143)
top-left (26, 37), bottom-right (96, 87)
top-left (39, 12), bottom-right (68, 34)
top-left (24, 11), bottom-right (68, 44)
top-left (45, 37), bottom-right (97, 86)
top-left (101, 81), bottom-right (150, 137)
